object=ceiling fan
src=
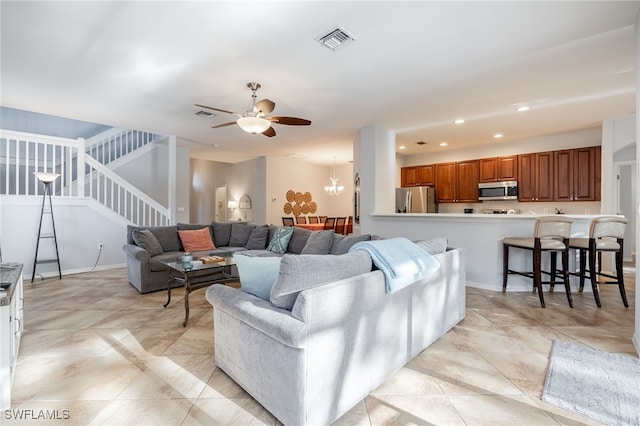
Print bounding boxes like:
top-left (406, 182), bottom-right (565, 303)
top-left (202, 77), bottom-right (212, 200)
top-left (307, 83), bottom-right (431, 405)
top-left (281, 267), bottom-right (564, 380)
top-left (195, 82), bottom-right (311, 137)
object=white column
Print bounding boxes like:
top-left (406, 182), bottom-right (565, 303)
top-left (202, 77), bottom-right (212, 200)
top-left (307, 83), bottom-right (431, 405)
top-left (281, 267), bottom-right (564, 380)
top-left (76, 138), bottom-right (85, 197)
top-left (168, 135), bottom-right (177, 224)
top-left (355, 125), bottom-right (396, 234)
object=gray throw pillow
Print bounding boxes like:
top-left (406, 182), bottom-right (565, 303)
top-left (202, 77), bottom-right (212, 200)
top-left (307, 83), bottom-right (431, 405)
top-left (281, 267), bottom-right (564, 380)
top-left (301, 230), bottom-right (334, 254)
top-left (270, 251), bottom-right (373, 310)
top-left (287, 227), bottom-right (312, 254)
top-left (229, 223), bottom-right (256, 247)
top-left (212, 222), bottom-right (232, 247)
top-left (245, 225), bottom-right (269, 250)
top-left (329, 234), bottom-right (372, 255)
top-left (132, 229), bottom-right (164, 256)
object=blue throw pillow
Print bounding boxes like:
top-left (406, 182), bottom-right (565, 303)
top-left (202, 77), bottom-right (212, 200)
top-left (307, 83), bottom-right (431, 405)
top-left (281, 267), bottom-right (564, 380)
top-left (267, 226), bottom-right (294, 254)
top-left (233, 253), bottom-right (282, 300)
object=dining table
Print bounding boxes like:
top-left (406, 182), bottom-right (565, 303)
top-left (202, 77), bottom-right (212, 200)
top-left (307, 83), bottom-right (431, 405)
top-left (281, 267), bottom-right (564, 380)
top-left (294, 223), bottom-right (327, 231)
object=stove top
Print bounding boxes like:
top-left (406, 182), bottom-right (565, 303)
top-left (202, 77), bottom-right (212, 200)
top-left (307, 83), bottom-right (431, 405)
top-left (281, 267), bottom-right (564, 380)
top-left (481, 209), bottom-right (521, 215)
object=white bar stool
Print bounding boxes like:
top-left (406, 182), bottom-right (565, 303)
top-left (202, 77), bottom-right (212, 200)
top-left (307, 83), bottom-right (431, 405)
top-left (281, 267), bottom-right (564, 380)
top-left (569, 216), bottom-right (629, 308)
top-left (503, 216), bottom-right (574, 308)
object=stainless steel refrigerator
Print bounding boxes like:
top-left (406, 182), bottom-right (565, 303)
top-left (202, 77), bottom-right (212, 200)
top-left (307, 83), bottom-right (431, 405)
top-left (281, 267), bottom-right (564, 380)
top-left (395, 186), bottom-right (438, 213)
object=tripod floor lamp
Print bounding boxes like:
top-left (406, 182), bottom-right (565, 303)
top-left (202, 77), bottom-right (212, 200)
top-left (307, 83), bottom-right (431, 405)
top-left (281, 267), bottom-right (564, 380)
top-left (32, 172), bottom-right (62, 283)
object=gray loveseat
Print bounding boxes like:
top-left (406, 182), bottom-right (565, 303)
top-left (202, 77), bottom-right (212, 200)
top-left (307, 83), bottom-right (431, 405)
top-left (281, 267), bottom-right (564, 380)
top-left (122, 222), bottom-right (371, 293)
top-left (206, 246), bottom-right (466, 426)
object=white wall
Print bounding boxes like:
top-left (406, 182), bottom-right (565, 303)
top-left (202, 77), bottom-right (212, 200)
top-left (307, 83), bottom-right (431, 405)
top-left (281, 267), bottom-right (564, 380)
top-left (265, 157), bottom-right (352, 226)
top-left (634, 9), bottom-right (639, 355)
top-left (115, 142), bottom-right (190, 223)
top-left (0, 197), bottom-right (127, 279)
top-left (190, 158), bottom-right (233, 224)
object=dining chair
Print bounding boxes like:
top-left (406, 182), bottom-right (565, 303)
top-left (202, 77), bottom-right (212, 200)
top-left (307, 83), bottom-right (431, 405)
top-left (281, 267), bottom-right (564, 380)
top-left (319, 216), bottom-right (327, 224)
top-left (334, 217), bottom-right (347, 235)
top-left (295, 216), bottom-right (307, 224)
top-left (569, 216), bottom-right (629, 308)
top-left (502, 216), bottom-right (574, 308)
top-left (345, 216), bottom-right (353, 235)
top-left (308, 216), bottom-right (319, 224)
top-left (282, 217), bottom-right (295, 227)
top-left (323, 217), bottom-right (336, 230)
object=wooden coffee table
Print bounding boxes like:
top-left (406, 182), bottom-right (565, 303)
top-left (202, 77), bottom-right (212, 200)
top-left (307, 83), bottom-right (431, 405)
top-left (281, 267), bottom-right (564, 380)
top-left (162, 257), bottom-right (237, 326)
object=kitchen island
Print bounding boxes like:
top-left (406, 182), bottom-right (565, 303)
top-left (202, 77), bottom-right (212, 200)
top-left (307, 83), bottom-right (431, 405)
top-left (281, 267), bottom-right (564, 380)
top-left (370, 213), bottom-right (604, 292)
top-left (1, 263), bottom-right (24, 410)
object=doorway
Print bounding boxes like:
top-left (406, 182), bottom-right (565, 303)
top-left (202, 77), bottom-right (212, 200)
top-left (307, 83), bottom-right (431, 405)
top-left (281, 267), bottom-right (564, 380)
top-left (215, 185), bottom-right (228, 223)
top-left (616, 162), bottom-right (636, 262)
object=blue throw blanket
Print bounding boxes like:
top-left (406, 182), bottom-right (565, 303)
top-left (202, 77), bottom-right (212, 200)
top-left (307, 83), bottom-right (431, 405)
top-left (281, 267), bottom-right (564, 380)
top-left (349, 237), bottom-right (440, 293)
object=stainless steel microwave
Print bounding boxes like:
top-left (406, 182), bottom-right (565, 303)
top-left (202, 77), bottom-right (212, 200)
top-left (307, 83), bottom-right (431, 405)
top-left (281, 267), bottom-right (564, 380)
top-left (478, 181), bottom-right (518, 201)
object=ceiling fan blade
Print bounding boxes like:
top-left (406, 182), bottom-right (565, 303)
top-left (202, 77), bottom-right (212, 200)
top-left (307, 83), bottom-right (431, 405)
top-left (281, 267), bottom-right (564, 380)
top-left (211, 121), bottom-right (237, 129)
top-left (262, 126), bottom-right (276, 137)
top-left (269, 116), bottom-right (311, 126)
top-left (195, 104), bottom-right (237, 115)
top-left (255, 99), bottom-right (275, 114)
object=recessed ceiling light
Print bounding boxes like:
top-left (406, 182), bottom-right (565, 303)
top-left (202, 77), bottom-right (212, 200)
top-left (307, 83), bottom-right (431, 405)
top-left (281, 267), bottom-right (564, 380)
top-left (454, 119), bottom-right (464, 125)
top-left (399, 145), bottom-right (406, 150)
top-left (493, 133), bottom-right (503, 138)
top-left (515, 105), bottom-right (530, 112)
top-left (439, 142), bottom-right (448, 147)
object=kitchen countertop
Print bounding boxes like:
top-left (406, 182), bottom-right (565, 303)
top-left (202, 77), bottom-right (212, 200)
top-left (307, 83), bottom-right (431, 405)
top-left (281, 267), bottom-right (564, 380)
top-left (0, 263), bottom-right (23, 306)
top-left (373, 213), bottom-right (605, 219)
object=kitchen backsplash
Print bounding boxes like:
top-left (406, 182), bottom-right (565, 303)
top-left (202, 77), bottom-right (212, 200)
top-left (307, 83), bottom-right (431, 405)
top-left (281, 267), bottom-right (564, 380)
top-left (437, 200), bottom-right (602, 215)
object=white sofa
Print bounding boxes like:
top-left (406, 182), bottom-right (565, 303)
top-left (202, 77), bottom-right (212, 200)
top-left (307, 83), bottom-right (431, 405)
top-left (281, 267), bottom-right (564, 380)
top-left (205, 247), bottom-right (466, 426)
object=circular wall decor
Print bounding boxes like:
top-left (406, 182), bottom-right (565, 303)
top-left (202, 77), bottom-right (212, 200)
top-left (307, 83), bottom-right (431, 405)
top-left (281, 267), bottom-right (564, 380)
top-left (286, 190), bottom-right (295, 202)
top-left (283, 203), bottom-right (293, 214)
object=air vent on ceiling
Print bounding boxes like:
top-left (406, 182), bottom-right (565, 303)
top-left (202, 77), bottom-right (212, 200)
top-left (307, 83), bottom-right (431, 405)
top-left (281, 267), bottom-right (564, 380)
top-left (195, 110), bottom-right (214, 117)
top-left (316, 26), bottom-right (357, 51)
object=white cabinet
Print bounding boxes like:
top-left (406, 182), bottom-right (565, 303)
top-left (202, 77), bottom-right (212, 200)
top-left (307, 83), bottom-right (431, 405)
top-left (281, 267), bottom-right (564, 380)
top-left (1, 264), bottom-right (24, 411)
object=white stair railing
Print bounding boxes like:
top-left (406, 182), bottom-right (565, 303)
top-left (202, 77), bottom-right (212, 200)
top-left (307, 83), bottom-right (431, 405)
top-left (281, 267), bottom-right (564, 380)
top-left (84, 156), bottom-right (169, 226)
top-left (0, 129), bottom-right (170, 227)
top-left (85, 127), bottom-right (162, 166)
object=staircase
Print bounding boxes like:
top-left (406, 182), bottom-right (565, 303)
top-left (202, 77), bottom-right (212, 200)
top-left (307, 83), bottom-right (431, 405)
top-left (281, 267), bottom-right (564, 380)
top-left (0, 128), bottom-right (171, 227)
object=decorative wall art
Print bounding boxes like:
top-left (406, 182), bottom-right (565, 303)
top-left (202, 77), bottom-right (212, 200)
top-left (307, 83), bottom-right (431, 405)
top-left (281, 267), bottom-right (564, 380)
top-left (283, 190), bottom-right (317, 216)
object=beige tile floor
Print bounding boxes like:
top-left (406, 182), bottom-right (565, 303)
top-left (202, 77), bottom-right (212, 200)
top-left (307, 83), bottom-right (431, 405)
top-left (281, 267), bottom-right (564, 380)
top-left (6, 266), bottom-right (636, 425)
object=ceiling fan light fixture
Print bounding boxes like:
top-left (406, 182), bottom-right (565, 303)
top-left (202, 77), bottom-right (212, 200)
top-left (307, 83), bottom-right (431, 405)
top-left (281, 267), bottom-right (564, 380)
top-left (237, 116), bottom-right (271, 134)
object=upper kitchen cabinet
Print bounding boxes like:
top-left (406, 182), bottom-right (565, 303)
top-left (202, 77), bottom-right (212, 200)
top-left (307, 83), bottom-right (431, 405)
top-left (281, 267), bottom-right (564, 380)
top-left (479, 156), bottom-right (518, 183)
top-left (436, 160), bottom-right (479, 203)
top-left (518, 152), bottom-right (554, 202)
top-left (401, 166), bottom-right (418, 187)
top-left (401, 164), bottom-right (436, 187)
top-left (554, 146), bottom-right (599, 201)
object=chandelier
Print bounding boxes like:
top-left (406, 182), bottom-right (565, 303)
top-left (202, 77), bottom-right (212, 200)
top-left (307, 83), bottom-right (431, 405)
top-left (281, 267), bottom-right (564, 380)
top-left (324, 157), bottom-right (344, 196)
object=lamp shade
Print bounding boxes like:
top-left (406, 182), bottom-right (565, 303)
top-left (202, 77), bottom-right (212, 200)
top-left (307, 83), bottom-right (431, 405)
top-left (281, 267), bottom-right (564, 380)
top-left (34, 172), bottom-right (60, 183)
top-left (228, 200), bottom-right (238, 209)
top-left (237, 116), bottom-right (271, 134)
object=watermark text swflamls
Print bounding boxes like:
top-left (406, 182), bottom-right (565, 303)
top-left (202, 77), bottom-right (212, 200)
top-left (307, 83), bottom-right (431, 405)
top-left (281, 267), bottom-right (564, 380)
top-left (4, 409), bottom-right (70, 420)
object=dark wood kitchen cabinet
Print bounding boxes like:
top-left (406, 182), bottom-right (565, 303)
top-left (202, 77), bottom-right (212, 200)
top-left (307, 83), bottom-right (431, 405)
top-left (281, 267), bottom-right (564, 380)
top-left (401, 166), bottom-right (418, 187)
top-left (436, 160), bottom-right (478, 203)
top-left (518, 152), bottom-right (553, 202)
top-left (401, 165), bottom-right (436, 187)
top-left (554, 146), bottom-right (598, 201)
top-left (479, 155), bottom-right (518, 182)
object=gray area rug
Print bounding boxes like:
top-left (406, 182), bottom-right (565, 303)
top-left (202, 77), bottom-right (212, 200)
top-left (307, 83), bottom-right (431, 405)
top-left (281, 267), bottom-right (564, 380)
top-left (542, 340), bottom-right (640, 425)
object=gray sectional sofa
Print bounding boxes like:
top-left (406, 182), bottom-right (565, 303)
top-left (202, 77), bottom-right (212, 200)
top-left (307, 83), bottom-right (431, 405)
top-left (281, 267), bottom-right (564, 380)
top-left (206, 246), bottom-right (466, 426)
top-left (122, 221), bottom-right (371, 293)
